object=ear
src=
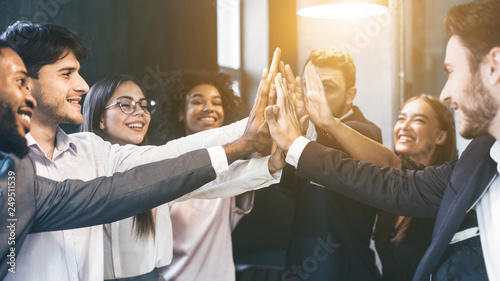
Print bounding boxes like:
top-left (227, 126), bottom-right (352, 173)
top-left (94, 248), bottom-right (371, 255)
top-left (178, 112), bottom-right (184, 122)
top-left (434, 130), bottom-right (447, 145)
top-left (345, 86), bottom-right (357, 106)
top-left (489, 47), bottom-right (500, 85)
top-left (99, 116), bottom-right (105, 130)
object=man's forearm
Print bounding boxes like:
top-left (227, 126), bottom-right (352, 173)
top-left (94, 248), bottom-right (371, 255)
top-left (222, 138), bottom-right (254, 165)
top-left (324, 119), bottom-right (402, 168)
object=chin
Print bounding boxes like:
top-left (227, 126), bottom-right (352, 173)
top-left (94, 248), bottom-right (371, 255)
top-left (131, 137), bottom-right (145, 145)
top-left (394, 145), bottom-right (411, 154)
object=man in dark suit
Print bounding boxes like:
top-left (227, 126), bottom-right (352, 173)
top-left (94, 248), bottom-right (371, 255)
top-left (266, 1), bottom-right (500, 280)
top-left (281, 47), bottom-right (382, 281)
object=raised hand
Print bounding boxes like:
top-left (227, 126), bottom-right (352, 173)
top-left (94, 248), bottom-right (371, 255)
top-left (304, 62), bottom-right (337, 130)
top-left (265, 73), bottom-right (302, 151)
top-left (239, 48), bottom-right (282, 155)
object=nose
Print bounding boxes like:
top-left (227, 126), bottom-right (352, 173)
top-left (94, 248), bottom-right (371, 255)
top-left (23, 82), bottom-right (37, 109)
top-left (132, 102), bottom-right (146, 116)
top-left (440, 82), bottom-right (451, 104)
top-left (203, 102), bottom-right (214, 112)
top-left (74, 73), bottom-right (90, 94)
top-left (400, 119), bottom-right (411, 130)
top-left (25, 89), bottom-right (37, 109)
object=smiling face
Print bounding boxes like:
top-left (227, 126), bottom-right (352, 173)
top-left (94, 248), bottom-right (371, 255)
top-left (100, 81), bottom-right (151, 145)
top-left (311, 66), bottom-right (356, 118)
top-left (393, 99), bottom-right (447, 166)
top-left (440, 36), bottom-right (499, 139)
top-left (0, 48), bottom-right (36, 136)
top-left (180, 84), bottom-right (225, 135)
top-left (0, 47), bottom-right (37, 157)
top-left (27, 51), bottom-right (89, 127)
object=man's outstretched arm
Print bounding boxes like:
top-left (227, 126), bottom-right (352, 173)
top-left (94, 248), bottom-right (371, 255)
top-left (30, 148), bottom-right (218, 232)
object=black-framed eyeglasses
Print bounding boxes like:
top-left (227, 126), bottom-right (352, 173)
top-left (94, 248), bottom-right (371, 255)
top-left (105, 97), bottom-right (156, 115)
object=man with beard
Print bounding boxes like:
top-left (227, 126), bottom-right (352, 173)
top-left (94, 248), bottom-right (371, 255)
top-left (1, 21), bottom-right (283, 280)
top-left (0, 39), bottom-right (223, 278)
top-left (280, 47), bottom-right (382, 281)
top-left (265, 0), bottom-right (500, 280)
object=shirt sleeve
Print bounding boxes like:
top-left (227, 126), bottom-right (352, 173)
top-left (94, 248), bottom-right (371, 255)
top-left (285, 136), bottom-right (311, 168)
top-left (206, 146), bottom-right (228, 176)
top-left (30, 149), bottom-right (217, 232)
top-left (177, 155), bottom-right (281, 200)
top-left (99, 118), bottom-right (249, 173)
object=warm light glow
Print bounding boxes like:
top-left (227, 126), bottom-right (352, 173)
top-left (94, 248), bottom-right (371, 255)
top-left (297, 1), bottom-right (389, 19)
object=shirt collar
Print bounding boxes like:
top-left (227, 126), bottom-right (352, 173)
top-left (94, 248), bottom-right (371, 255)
top-left (26, 127), bottom-right (77, 158)
top-left (489, 140), bottom-right (500, 174)
top-left (339, 108), bottom-right (354, 121)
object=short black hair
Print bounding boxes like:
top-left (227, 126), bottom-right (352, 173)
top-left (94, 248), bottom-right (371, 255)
top-left (0, 39), bottom-right (16, 52)
top-left (1, 21), bottom-right (88, 78)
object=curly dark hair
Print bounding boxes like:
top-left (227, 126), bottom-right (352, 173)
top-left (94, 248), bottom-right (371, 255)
top-left (148, 71), bottom-right (243, 144)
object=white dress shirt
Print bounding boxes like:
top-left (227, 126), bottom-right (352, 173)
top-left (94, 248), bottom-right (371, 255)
top-left (159, 193), bottom-right (253, 281)
top-left (476, 140), bottom-right (500, 281)
top-left (5, 118), bottom-right (280, 281)
top-left (104, 157), bottom-right (274, 279)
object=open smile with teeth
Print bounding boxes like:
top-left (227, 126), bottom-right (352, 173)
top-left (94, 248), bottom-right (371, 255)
top-left (199, 117), bottom-right (216, 122)
top-left (21, 114), bottom-right (30, 123)
top-left (67, 100), bottom-right (80, 104)
top-left (127, 123), bottom-right (144, 128)
top-left (18, 108), bottom-right (33, 133)
top-left (398, 135), bottom-right (415, 142)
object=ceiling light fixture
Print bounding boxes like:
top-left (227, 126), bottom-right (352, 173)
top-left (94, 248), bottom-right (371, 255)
top-left (296, 0), bottom-right (389, 19)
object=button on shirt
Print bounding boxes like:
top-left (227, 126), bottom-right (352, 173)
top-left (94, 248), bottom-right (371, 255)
top-left (476, 140), bottom-right (500, 281)
top-left (6, 118), bottom-right (279, 281)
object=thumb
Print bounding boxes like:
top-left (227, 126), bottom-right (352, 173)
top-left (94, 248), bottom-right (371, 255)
top-left (265, 105), bottom-right (279, 125)
top-left (299, 115), bottom-right (310, 134)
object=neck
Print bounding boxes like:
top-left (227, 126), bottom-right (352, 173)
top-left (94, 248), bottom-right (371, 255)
top-left (408, 150), bottom-right (434, 166)
top-left (30, 117), bottom-right (59, 160)
top-left (489, 114), bottom-right (500, 142)
top-left (339, 106), bottom-right (353, 119)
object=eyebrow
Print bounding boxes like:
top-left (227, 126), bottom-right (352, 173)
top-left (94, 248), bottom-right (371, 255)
top-left (189, 93), bottom-right (221, 99)
top-left (116, 96), bottom-right (133, 99)
top-left (57, 67), bottom-right (78, 73)
top-left (399, 113), bottom-right (429, 120)
top-left (15, 70), bottom-right (28, 76)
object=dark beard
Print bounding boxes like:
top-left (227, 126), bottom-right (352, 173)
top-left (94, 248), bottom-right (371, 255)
top-left (460, 70), bottom-right (499, 139)
top-left (0, 101), bottom-right (30, 158)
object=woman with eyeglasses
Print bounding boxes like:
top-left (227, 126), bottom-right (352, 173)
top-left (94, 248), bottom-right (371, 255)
top-left (147, 70), bottom-right (248, 281)
top-left (81, 74), bottom-right (165, 281)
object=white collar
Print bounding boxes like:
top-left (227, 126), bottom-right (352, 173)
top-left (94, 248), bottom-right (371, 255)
top-left (489, 140), bottom-right (500, 174)
top-left (339, 108), bottom-right (354, 121)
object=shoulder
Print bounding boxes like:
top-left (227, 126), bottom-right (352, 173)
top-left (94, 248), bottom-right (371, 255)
top-left (344, 107), bottom-right (382, 142)
top-left (460, 135), bottom-right (496, 161)
top-left (68, 132), bottom-right (113, 150)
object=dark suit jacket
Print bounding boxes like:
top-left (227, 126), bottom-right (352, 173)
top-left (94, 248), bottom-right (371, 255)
top-left (292, 135), bottom-right (496, 281)
top-left (281, 106), bottom-right (383, 281)
top-left (0, 149), bottom-right (216, 279)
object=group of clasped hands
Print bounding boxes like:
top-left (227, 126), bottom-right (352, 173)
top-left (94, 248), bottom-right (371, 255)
top-left (248, 47), bottom-right (338, 170)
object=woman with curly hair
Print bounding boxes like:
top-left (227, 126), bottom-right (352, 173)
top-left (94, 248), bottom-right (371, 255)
top-left (148, 70), bottom-right (251, 281)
